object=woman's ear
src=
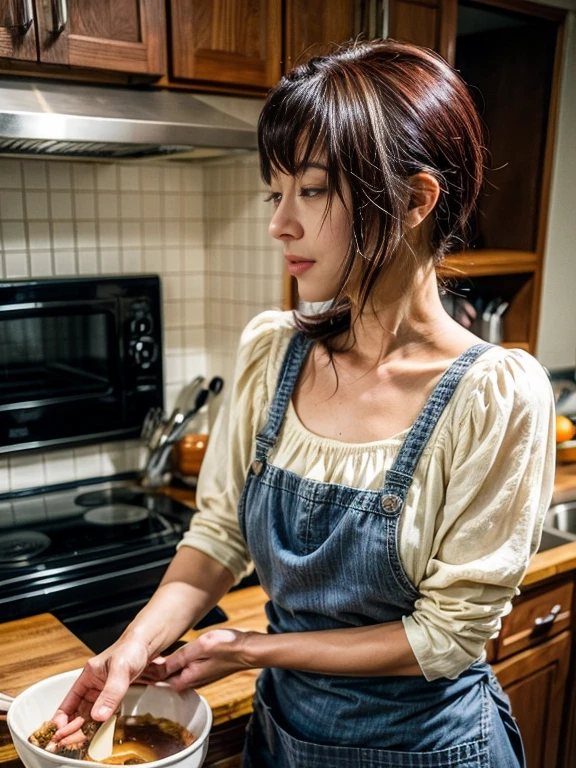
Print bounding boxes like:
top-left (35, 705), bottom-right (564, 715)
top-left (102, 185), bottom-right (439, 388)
top-left (406, 173), bottom-right (441, 228)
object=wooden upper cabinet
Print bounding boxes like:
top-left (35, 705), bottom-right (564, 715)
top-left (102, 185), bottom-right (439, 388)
top-left (388, 0), bottom-right (457, 62)
top-left (284, 0), bottom-right (357, 72)
top-left (0, 0), bottom-right (38, 61)
top-left (169, 0), bottom-right (282, 90)
top-left (35, 0), bottom-right (165, 75)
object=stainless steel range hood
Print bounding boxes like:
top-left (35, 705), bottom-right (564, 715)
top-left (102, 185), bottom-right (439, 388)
top-left (0, 78), bottom-right (263, 161)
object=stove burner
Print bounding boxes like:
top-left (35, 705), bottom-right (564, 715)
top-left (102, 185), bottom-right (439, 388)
top-left (83, 504), bottom-right (149, 526)
top-left (0, 531), bottom-right (52, 563)
top-left (76, 487), bottom-right (146, 508)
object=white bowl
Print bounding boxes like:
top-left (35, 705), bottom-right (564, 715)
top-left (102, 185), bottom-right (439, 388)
top-left (7, 669), bottom-right (212, 768)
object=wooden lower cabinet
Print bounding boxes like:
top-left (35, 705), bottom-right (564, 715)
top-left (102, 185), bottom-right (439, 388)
top-left (494, 630), bottom-right (571, 768)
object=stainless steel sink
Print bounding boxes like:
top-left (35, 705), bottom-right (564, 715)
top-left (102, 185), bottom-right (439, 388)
top-left (538, 501), bottom-right (576, 551)
top-left (546, 501), bottom-right (576, 536)
top-left (538, 527), bottom-right (575, 552)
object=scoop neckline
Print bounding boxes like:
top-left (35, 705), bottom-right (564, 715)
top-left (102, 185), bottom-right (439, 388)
top-left (286, 399), bottom-right (411, 450)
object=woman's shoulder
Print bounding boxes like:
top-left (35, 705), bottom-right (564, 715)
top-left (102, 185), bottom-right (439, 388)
top-left (450, 344), bottom-right (554, 429)
top-left (234, 310), bottom-right (296, 398)
top-left (238, 309), bottom-right (296, 358)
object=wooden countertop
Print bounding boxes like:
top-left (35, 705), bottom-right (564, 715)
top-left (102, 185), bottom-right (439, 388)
top-left (522, 462), bottom-right (576, 586)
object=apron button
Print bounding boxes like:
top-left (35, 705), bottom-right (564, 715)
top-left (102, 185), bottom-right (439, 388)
top-left (251, 459), bottom-right (264, 476)
top-left (381, 494), bottom-right (402, 513)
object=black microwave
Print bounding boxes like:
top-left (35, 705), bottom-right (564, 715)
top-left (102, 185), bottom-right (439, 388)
top-left (0, 275), bottom-right (163, 455)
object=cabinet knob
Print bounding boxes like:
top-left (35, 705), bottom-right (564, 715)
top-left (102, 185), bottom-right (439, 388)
top-left (532, 603), bottom-right (561, 634)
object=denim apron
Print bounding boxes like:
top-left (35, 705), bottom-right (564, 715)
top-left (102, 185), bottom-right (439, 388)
top-left (239, 332), bottom-right (526, 768)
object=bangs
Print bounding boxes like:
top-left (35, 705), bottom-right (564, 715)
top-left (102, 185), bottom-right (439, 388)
top-left (258, 76), bottom-right (334, 184)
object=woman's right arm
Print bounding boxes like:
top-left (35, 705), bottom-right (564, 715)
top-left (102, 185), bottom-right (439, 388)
top-left (125, 546), bottom-right (236, 660)
top-left (52, 548), bottom-right (235, 740)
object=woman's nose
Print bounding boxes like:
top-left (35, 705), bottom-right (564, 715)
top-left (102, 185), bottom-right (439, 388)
top-left (269, 203), bottom-right (304, 242)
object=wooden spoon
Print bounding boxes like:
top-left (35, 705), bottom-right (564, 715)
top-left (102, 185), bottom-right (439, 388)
top-left (87, 714), bottom-right (117, 762)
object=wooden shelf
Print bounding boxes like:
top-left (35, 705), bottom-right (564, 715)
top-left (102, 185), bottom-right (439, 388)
top-left (439, 250), bottom-right (539, 277)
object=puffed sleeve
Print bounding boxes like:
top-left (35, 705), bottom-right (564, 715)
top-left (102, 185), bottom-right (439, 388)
top-left (402, 349), bottom-right (556, 681)
top-left (177, 310), bottom-right (295, 582)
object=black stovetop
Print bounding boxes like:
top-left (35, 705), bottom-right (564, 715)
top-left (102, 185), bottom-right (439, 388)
top-left (0, 477), bottom-right (194, 621)
top-left (0, 482), bottom-right (190, 572)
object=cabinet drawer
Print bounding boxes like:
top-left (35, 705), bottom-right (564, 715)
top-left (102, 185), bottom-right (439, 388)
top-left (494, 579), bottom-right (573, 661)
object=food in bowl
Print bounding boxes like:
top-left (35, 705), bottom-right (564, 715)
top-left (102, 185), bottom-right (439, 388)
top-left (29, 718), bottom-right (100, 759)
top-left (7, 670), bottom-right (212, 768)
top-left (29, 713), bottom-right (195, 764)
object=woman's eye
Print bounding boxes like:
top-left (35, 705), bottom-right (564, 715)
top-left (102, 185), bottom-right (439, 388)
top-left (264, 192), bottom-right (282, 206)
top-left (300, 187), bottom-right (326, 199)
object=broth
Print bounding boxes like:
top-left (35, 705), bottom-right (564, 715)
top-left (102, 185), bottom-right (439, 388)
top-left (101, 714), bottom-right (195, 765)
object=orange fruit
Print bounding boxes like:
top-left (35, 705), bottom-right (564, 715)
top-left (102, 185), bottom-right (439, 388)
top-left (556, 414), bottom-right (575, 443)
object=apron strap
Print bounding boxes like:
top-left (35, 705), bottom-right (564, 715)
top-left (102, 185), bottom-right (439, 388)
top-left (380, 343), bottom-right (493, 513)
top-left (254, 331), bottom-right (314, 462)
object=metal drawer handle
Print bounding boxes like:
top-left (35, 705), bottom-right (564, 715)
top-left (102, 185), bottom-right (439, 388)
top-left (52, 0), bottom-right (68, 35)
top-left (7, 0), bottom-right (34, 35)
top-left (533, 603), bottom-right (561, 631)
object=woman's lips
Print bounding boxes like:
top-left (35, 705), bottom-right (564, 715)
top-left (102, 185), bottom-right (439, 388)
top-left (285, 256), bottom-right (316, 275)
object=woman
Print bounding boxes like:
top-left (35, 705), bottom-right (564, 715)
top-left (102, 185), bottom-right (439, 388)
top-left (52, 40), bottom-right (555, 767)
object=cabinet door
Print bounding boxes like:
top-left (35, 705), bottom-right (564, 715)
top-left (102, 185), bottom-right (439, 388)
top-left (494, 632), bottom-right (571, 768)
top-left (284, 0), bottom-right (357, 72)
top-left (388, 0), bottom-right (457, 62)
top-left (169, 0), bottom-right (282, 89)
top-left (35, 0), bottom-right (165, 76)
top-left (0, 0), bottom-right (38, 61)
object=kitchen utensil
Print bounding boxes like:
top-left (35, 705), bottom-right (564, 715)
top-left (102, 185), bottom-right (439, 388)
top-left (154, 376), bottom-right (206, 452)
top-left (147, 414), bottom-right (169, 453)
top-left (174, 375), bottom-right (206, 414)
top-left (206, 376), bottom-right (224, 431)
top-left (7, 670), bottom-right (212, 768)
top-left (169, 388), bottom-right (209, 445)
top-left (141, 387), bottom-right (210, 488)
top-left (141, 407), bottom-right (165, 443)
top-left (87, 713), bottom-right (117, 762)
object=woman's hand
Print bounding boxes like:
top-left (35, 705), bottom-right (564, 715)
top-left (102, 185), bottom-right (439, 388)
top-left (140, 629), bottom-right (255, 691)
top-left (50, 636), bottom-right (151, 745)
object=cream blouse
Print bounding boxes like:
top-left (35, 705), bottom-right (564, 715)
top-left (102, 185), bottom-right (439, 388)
top-left (178, 310), bottom-right (556, 681)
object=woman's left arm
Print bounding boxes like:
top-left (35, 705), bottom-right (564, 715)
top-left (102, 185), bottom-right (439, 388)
top-left (142, 620), bottom-right (422, 691)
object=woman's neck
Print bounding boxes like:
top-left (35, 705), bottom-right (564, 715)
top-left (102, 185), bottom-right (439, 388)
top-left (335, 265), bottom-right (465, 369)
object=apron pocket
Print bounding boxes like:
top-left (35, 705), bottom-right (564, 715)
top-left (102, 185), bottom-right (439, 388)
top-left (248, 693), bottom-right (490, 768)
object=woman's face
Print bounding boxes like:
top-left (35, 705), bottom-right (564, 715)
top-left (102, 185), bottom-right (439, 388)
top-left (267, 163), bottom-right (351, 303)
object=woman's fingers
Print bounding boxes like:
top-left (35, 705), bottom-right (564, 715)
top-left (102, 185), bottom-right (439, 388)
top-left (51, 715), bottom-right (85, 741)
top-left (90, 666), bottom-right (132, 720)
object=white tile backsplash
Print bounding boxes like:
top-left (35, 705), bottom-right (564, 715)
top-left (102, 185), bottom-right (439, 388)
top-left (0, 151), bottom-right (284, 493)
